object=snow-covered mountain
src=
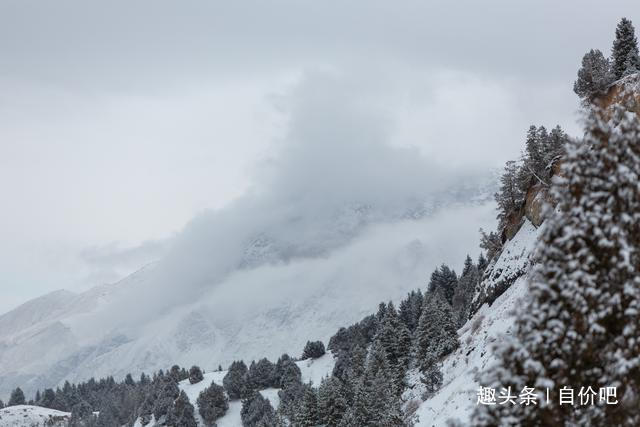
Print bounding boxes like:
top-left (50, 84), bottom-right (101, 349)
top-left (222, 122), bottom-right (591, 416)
top-left (0, 175), bottom-right (497, 402)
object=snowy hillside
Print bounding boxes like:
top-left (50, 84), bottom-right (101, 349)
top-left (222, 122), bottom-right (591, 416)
top-left (0, 405), bottom-right (70, 427)
top-left (132, 354), bottom-right (335, 426)
top-left (0, 174), bottom-right (496, 401)
top-left (409, 219), bottom-right (542, 426)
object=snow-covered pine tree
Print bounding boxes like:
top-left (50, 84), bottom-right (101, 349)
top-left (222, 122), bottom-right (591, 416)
top-left (612, 18), bottom-right (640, 79)
top-left (248, 358), bottom-right (276, 390)
top-left (399, 289), bottom-right (424, 332)
top-left (452, 255), bottom-right (480, 327)
top-left (296, 383), bottom-right (319, 426)
top-left (152, 378), bottom-right (180, 421)
top-left (374, 302), bottom-right (412, 393)
top-left (240, 391), bottom-right (278, 427)
top-left (197, 381), bottom-right (229, 425)
top-left (348, 341), bottom-right (404, 426)
top-left (623, 49), bottom-right (640, 77)
top-left (165, 390), bottom-right (197, 427)
top-left (223, 360), bottom-right (251, 400)
top-left (317, 376), bottom-right (349, 426)
top-left (414, 291), bottom-right (459, 372)
top-left (428, 264), bottom-right (458, 305)
top-left (188, 365), bottom-right (204, 384)
top-left (496, 160), bottom-right (525, 233)
top-left (301, 340), bottom-right (326, 360)
top-left (8, 387), bottom-right (25, 406)
top-left (473, 101), bottom-right (640, 426)
top-left (574, 49), bottom-right (613, 99)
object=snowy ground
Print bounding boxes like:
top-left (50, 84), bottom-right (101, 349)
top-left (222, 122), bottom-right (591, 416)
top-left (0, 405), bottom-right (70, 426)
top-left (408, 221), bottom-right (540, 426)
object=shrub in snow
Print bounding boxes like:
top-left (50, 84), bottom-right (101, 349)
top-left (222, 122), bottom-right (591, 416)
top-left (188, 365), bottom-right (204, 384)
top-left (302, 340), bottom-right (326, 360)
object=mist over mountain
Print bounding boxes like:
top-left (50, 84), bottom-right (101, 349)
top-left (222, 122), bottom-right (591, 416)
top-left (0, 72), bottom-right (497, 400)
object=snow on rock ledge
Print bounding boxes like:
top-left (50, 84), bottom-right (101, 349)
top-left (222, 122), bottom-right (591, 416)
top-left (470, 219), bottom-right (540, 315)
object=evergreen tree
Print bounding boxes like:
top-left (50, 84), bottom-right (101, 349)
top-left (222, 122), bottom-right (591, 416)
top-left (69, 400), bottom-right (95, 427)
top-left (274, 355), bottom-right (302, 389)
top-left (374, 302), bottom-right (411, 392)
top-left (317, 376), bottom-right (349, 426)
top-left (96, 402), bottom-right (118, 427)
top-left (302, 340), bottom-right (326, 360)
top-left (223, 360), bottom-right (251, 400)
top-left (452, 255), bottom-right (480, 327)
top-left (188, 365), bottom-right (204, 384)
top-left (612, 18), bottom-right (640, 79)
top-left (414, 292), bottom-right (459, 371)
top-left (574, 49), bottom-right (614, 99)
top-left (240, 391), bottom-right (277, 427)
top-left (477, 252), bottom-right (488, 272)
top-left (40, 388), bottom-right (56, 408)
top-left (8, 387), bottom-right (25, 406)
top-left (428, 264), bottom-right (458, 305)
top-left (348, 342), bottom-right (405, 426)
top-left (152, 378), bottom-right (180, 421)
top-left (166, 390), bottom-right (197, 427)
top-left (479, 228), bottom-right (502, 261)
top-left (197, 381), bottom-right (229, 426)
top-left (0, 399), bottom-right (3, 409)
top-left (474, 103), bottom-right (640, 426)
top-left (398, 289), bottom-right (424, 332)
top-left (248, 358), bottom-right (276, 390)
top-left (296, 384), bottom-right (319, 426)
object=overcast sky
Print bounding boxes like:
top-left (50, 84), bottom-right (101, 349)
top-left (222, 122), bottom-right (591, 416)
top-left (1, 1), bottom-right (638, 314)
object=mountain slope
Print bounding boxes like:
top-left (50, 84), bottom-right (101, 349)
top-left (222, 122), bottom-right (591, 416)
top-left (0, 181), bottom-right (496, 400)
top-left (409, 219), bottom-right (541, 426)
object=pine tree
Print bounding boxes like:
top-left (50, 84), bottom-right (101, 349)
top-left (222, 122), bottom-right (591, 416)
top-left (414, 292), bottom-right (459, 371)
top-left (166, 390), bottom-right (197, 427)
top-left (399, 289), bottom-right (424, 332)
top-left (317, 376), bottom-right (349, 426)
top-left (301, 340), bottom-right (326, 359)
top-left (248, 358), bottom-right (276, 390)
top-left (240, 391), bottom-right (277, 427)
top-left (296, 384), bottom-right (319, 426)
top-left (152, 377), bottom-right (180, 421)
top-left (348, 342), bottom-right (405, 426)
top-left (374, 302), bottom-right (411, 393)
top-left (452, 255), bottom-right (480, 327)
top-left (473, 102), bottom-right (640, 426)
top-left (623, 49), bottom-right (640, 77)
top-left (575, 49), bottom-right (614, 99)
top-left (188, 365), bottom-right (204, 384)
top-left (428, 264), bottom-right (458, 305)
top-left (197, 381), bottom-right (229, 426)
top-left (612, 18), bottom-right (640, 79)
top-left (8, 387), bottom-right (25, 406)
top-left (223, 360), bottom-right (251, 400)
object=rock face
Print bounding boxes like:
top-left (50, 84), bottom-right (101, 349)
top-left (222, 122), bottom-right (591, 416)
top-left (597, 73), bottom-right (640, 115)
top-left (524, 183), bottom-right (552, 227)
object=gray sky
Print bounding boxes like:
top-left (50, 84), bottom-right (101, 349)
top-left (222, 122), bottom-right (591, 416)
top-left (1, 0), bottom-right (638, 314)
